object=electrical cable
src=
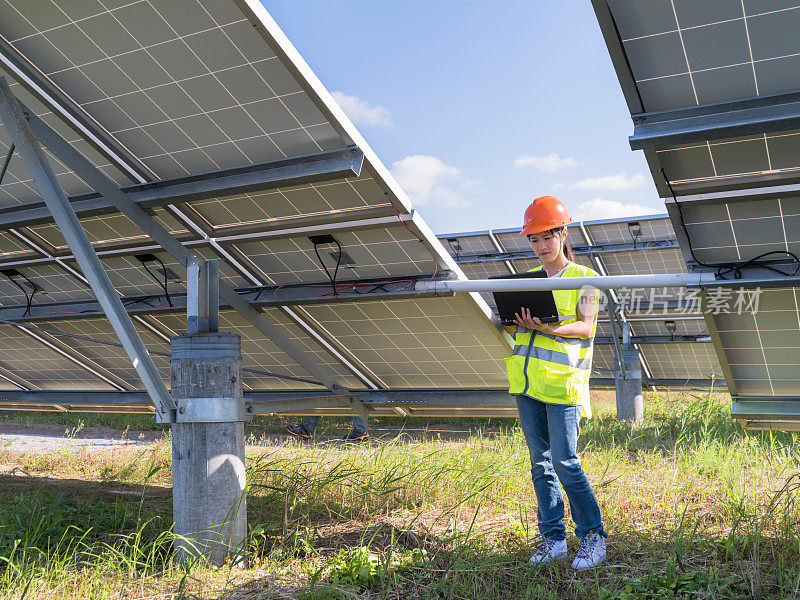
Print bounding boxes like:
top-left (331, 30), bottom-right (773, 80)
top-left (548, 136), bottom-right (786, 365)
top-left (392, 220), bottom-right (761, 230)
top-left (140, 257), bottom-right (174, 307)
top-left (661, 168), bottom-right (800, 280)
top-left (313, 238), bottom-right (342, 296)
top-left (2, 270), bottom-right (35, 317)
top-left (629, 225), bottom-right (641, 249)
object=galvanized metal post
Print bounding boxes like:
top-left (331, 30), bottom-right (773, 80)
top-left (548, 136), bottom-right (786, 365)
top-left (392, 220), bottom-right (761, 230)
top-left (614, 347), bottom-right (643, 422)
top-left (171, 259), bottom-right (249, 565)
top-left (0, 77), bottom-right (175, 418)
top-left (187, 258), bottom-right (219, 335)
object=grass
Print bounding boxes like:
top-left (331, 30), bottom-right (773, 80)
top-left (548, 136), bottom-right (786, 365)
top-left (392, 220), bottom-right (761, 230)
top-left (1, 389), bottom-right (799, 598)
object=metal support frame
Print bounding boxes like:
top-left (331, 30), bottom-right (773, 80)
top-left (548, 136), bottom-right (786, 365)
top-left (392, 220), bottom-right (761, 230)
top-left (187, 258), bottom-right (219, 335)
top-left (0, 273), bottom-right (441, 323)
top-left (0, 147), bottom-right (366, 229)
top-left (595, 334), bottom-right (710, 345)
top-left (19, 102), bottom-right (350, 396)
top-left (732, 397), bottom-right (800, 431)
top-left (0, 381), bottom-right (728, 415)
top-left (417, 271), bottom-right (800, 293)
top-left (486, 228), bottom-right (516, 274)
top-left (0, 77), bottom-right (175, 416)
top-left (452, 239), bottom-right (679, 265)
top-left (630, 91), bottom-right (800, 150)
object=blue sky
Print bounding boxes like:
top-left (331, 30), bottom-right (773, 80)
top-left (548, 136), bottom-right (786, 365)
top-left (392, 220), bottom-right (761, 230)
top-left (265, 1), bottom-right (665, 234)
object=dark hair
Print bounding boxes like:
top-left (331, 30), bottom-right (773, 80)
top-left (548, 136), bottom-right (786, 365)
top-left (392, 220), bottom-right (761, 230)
top-left (549, 226), bottom-right (574, 262)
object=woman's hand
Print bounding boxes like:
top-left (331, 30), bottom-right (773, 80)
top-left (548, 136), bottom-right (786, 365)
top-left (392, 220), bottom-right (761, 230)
top-left (513, 307), bottom-right (554, 334)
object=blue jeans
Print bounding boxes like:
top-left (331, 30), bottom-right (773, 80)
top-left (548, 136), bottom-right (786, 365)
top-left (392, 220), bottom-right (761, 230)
top-left (301, 415), bottom-right (368, 434)
top-left (516, 395), bottom-right (606, 540)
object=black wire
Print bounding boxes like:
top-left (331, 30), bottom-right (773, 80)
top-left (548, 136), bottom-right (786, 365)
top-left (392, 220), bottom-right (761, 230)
top-left (661, 168), bottom-right (800, 280)
top-left (630, 226), bottom-right (641, 249)
top-left (313, 240), bottom-right (342, 296)
top-left (0, 144), bottom-right (14, 186)
top-left (141, 258), bottom-right (173, 307)
top-left (3, 272), bottom-right (32, 317)
top-left (17, 271), bottom-right (38, 317)
top-left (153, 256), bottom-right (174, 307)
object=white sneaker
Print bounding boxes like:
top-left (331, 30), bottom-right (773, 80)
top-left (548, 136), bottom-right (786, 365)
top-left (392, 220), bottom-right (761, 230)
top-left (529, 538), bottom-right (567, 565)
top-left (571, 532), bottom-right (606, 570)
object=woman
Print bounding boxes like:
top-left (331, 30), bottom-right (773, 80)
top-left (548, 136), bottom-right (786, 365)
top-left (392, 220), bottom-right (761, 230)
top-left (505, 195), bottom-right (607, 570)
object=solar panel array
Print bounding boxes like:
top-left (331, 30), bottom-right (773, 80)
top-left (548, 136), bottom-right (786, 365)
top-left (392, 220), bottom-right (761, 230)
top-left (595, 0), bottom-right (800, 424)
top-left (0, 0), bottom-right (514, 413)
top-left (439, 214), bottom-right (724, 385)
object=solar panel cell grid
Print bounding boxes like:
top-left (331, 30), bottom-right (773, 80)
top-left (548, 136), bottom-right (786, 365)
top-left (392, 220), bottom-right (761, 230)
top-left (440, 234), bottom-right (496, 258)
top-left (31, 316), bottom-right (171, 386)
top-left (639, 343), bottom-right (724, 379)
top-left (181, 166), bottom-right (393, 235)
top-left (303, 295), bottom-right (509, 389)
top-left (143, 308), bottom-right (365, 390)
top-left (608, 1), bottom-right (800, 111)
top-left (585, 218), bottom-right (675, 244)
top-left (677, 196), bottom-right (800, 262)
top-left (712, 287), bottom-right (800, 395)
top-left (22, 208), bottom-right (193, 253)
top-left (0, 322), bottom-right (114, 390)
top-left (0, 0), bottom-right (352, 180)
top-left (227, 224), bottom-right (437, 285)
top-left (630, 317), bottom-right (707, 337)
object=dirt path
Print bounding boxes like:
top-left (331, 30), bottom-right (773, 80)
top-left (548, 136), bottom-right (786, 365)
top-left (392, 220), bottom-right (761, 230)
top-left (0, 422), bottom-right (166, 453)
top-left (0, 421), bottom-right (514, 453)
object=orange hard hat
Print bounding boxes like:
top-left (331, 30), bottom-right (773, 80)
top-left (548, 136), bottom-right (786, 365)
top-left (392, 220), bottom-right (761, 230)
top-left (520, 195), bottom-right (572, 236)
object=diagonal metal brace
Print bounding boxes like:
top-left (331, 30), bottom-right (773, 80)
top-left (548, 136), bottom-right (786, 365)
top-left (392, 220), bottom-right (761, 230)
top-left (0, 77), bottom-right (175, 416)
top-left (21, 98), bottom-right (350, 394)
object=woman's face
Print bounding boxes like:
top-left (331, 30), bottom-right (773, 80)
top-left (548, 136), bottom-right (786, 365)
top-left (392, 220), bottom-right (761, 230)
top-left (527, 229), bottom-right (564, 262)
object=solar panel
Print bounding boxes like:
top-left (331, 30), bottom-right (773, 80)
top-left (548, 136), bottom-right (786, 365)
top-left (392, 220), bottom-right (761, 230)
top-left (0, 0), bottom-right (520, 413)
top-left (607, 1), bottom-right (800, 112)
top-left (142, 308), bottom-right (367, 390)
top-left (595, 0), bottom-right (800, 424)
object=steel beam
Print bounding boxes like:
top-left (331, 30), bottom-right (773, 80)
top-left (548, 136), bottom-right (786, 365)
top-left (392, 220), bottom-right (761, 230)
top-left (20, 104), bottom-right (351, 396)
top-left (0, 77), bottom-right (174, 416)
top-left (731, 398), bottom-right (800, 420)
top-left (0, 381), bottom-right (729, 414)
top-left (669, 183), bottom-right (800, 205)
top-left (0, 146), bottom-right (365, 229)
top-left (419, 271), bottom-right (800, 293)
top-left (0, 274), bottom-right (439, 323)
top-left (630, 91), bottom-right (800, 150)
top-left (453, 239), bottom-right (679, 265)
top-left (595, 335), bottom-right (711, 345)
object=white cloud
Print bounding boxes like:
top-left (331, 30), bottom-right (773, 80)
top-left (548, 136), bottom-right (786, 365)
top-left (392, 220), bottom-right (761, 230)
top-left (514, 153), bottom-right (579, 173)
top-left (572, 197), bottom-right (661, 221)
top-left (569, 172), bottom-right (647, 191)
top-left (331, 91), bottom-right (392, 127)
top-left (390, 155), bottom-right (473, 208)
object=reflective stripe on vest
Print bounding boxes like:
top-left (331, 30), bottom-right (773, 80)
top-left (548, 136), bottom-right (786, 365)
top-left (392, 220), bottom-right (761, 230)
top-left (517, 327), bottom-right (592, 349)
top-left (512, 339), bottom-right (593, 370)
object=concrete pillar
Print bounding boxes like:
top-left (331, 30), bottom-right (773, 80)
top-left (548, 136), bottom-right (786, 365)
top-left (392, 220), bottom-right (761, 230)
top-left (614, 348), bottom-right (643, 422)
top-left (171, 332), bottom-right (247, 565)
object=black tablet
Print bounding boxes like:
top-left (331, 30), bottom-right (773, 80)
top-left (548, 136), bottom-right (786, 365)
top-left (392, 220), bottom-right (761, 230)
top-left (490, 271), bottom-right (561, 326)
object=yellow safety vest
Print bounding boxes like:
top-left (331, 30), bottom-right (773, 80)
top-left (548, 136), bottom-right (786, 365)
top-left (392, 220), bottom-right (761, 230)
top-left (505, 262), bottom-right (599, 418)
